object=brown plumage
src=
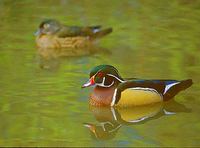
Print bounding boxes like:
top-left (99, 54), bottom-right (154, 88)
top-left (89, 86), bottom-right (116, 106)
top-left (35, 19), bottom-right (112, 49)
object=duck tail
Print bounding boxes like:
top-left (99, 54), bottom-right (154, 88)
top-left (163, 79), bottom-right (193, 101)
top-left (90, 27), bottom-right (113, 40)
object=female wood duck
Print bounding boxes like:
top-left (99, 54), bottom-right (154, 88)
top-left (35, 19), bottom-right (112, 49)
top-left (82, 65), bottom-right (193, 107)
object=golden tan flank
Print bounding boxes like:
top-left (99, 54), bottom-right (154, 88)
top-left (116, 89), bottom-right (162, 107)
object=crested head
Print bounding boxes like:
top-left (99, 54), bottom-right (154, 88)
top-left (82, 65), bottom-right (124, 88)
top-left (35, 19), bottom-right (61, 36)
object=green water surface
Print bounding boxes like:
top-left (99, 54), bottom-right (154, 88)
top-left (0, 0), bottom-right (200, 147)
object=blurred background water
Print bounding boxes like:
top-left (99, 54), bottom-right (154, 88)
top-left (0, 0), bottom-right (199, 146)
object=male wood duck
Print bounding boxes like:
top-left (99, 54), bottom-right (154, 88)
top-left (82, 65), bottom-right (193, 107)
top-left (35, 19), bottom-right (112, 49)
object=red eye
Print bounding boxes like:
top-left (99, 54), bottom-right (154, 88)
top-left (97, 72), bottom-right (104, 77)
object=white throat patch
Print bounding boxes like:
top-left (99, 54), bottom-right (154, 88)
top-left (96, 77), bottom-right (115, 88)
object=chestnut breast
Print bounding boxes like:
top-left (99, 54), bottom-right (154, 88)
top-left (90, 86), bottom-right (116, 106)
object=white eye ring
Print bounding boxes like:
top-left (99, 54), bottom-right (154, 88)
top-left (44, 24), bottom-right (50, 29)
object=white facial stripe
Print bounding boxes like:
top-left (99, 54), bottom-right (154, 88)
top-left (96, 80), bottom-right (114, 88)
top-left (102, 77), bottom-right (105, 84)
top-left (96, 76), bottom-right (115, 87)
top-left (92, 69), bottom-right (123, 87)
top-left (95, 76), bottom-right (105, 87)
top-left (96, 76), bottom-right (104, 85)
top-left (107, 74), bottom-right (125, 82)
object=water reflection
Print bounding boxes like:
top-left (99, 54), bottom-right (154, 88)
top-left (0, 0), bottom-right (199, 146)
top-left (37, 45), bottom-right (110, 59)
top-left (36, 46), bottom-right (111, 69)
top-left (84, 100), bottom-right (190, 140)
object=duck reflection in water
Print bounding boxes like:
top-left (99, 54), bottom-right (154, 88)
top-left (37, 46), bottom-right (111, 70)
top-left (37, 45), bottom-right (111, 60)
top-left (84, 100), bottom-right (191, 140)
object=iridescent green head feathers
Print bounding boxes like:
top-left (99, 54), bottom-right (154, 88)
top-left (82, 65), bottom-right (124, 88)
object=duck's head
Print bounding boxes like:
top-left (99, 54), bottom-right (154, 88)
top-left (35, 19), bottom-right (61, 36)
top-left (82, 65), bottom-right (124, 88)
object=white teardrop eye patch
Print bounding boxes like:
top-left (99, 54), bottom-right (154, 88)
top-left (43, 24), bottom-right (50, 29)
